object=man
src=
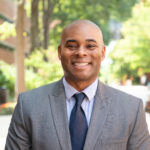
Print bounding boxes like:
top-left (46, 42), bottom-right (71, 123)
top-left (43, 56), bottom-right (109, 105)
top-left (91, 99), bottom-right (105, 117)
top-left (5, 20), bottom-right (150, 150)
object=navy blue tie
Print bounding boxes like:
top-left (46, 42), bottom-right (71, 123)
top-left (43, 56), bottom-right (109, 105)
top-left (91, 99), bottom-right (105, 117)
top-left (69, 93), bottom-right (88, 150)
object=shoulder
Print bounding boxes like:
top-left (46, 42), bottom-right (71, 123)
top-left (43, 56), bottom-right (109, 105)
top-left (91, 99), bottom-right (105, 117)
top-left (98, 81), bottom-right (142, 112)
top-left (18, 79), bottom-right (63, 104)
top-left (21, 79), bottom-right (62, 95)
top-left (98, 82), bottom-right (145, 128)
top-left (15, 79), bottom-right (64, 116)
top-left (100, 81), bottom-right (141, 101)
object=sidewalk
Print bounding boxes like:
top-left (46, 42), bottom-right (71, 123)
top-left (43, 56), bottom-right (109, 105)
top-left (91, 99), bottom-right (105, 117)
top-left (146, 113), bottom-right (150, 132)
top-left (0, 115), bottom-right (11, 150)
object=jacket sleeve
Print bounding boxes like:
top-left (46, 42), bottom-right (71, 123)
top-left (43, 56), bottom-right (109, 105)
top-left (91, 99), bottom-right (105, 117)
top-left (127, 100), bottom-right (150, 150)
top-left (5, 94), bottom-right (31, 150)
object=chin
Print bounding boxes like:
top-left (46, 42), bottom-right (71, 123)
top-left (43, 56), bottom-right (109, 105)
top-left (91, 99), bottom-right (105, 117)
top-left (72, 75), bottom-right (94, 82)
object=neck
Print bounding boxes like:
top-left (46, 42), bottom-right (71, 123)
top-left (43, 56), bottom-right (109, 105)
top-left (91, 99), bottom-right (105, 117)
top-left (65, 77), bottom-right (97, 92)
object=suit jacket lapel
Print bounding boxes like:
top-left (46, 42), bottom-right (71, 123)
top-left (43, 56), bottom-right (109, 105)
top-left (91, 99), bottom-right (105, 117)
top-left (83, 81), bottom-right (112, 150)
top-left (49, 79), bottom-right (72, 150)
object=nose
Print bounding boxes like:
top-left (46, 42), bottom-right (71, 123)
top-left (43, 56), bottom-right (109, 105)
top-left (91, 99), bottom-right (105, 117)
top-left (75, 46), bottom-right (87, 57)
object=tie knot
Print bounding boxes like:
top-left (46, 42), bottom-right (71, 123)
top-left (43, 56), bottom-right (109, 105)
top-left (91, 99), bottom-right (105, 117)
top-left (73, 93), bottom-right (85, 107)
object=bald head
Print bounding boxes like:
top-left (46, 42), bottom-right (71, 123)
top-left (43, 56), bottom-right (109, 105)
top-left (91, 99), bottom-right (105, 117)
top-left (60, 20), bottom-right (104, 45)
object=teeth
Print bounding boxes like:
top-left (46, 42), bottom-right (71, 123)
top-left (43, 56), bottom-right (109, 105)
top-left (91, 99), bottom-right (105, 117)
top-left (74, 63), bottom-right (88, 66)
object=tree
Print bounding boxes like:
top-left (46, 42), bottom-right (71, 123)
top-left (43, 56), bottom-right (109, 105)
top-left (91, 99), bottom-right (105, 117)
top-left (30, 0), bottom-right (58, 52)
top-left (15, 0), bottom-right (26, 98)
top-left (109, 0), bottom-right (150, 83)
top-left (30, 0), bottom-right (40, 52)
top-left (30, 0), bottom-right (138, 51)
top-left (42, 0), bottom-right (59, 49)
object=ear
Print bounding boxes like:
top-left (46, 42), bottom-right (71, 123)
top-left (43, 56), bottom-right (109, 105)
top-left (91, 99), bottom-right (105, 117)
top-left (101, 45), bottom-right (106, 61)
top-left (58, 45), bottom-right (61, 60)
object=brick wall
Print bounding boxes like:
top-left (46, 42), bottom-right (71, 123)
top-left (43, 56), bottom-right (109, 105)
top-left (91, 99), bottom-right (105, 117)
top-left (0, 0), bottom-right (30, 64)
top-left (0, 0), bottom-right (16, 19)
top-left (0, 48), bottom-right (14, 64)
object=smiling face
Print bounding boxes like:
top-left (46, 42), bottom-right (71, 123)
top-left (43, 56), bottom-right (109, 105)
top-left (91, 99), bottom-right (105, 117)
top-left (58, 21), bottom-right (106, 91)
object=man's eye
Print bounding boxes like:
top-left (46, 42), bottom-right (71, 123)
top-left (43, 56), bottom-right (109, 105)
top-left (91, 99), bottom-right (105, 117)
top-left (67, 45), bottom-right (77, 49)
top-left (87, 44), bottom-right (96, 49)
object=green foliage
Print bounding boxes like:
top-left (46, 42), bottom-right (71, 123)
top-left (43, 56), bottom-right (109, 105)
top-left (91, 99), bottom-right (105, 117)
top-left (24, 0), bottom-right (31, 17)
top-left (50, 0), bottom-right (138, 46)
top-left (0, 102), bottom-right (16, 115)
top-left (0, 61), bottom-right (15, 96)
top-left (0, 0), bottom-right (140, 90)
top-left (109, 0), bottom-right (150, 83)
top-left (23, 0), bottom-right (138, 48)
top-left (25, 47), bottom-right (63, 90)
top-left (0, 0), bottom-right (138, 49)
top-left (0, 47), bottom-right (63, 96)
top-left (0, 22), bottom-right (16, 40)
top-left (0, 106), bottom-right (14, 115)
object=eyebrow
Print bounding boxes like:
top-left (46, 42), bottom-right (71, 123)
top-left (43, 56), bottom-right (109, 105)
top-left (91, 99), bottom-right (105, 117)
top-left (66, 40), bottom-right (77, 44)
top-left (65, 39), bottom-right (97, 44)
top-left (86, 39), bottom-right (97, 43)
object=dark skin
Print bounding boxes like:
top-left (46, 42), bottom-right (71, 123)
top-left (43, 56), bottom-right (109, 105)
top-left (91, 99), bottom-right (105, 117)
top-left (58, 20), bottom-right (106, 91)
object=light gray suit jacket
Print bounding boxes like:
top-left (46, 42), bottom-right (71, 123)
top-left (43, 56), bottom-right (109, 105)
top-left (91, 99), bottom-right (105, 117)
top-left (5, 79), bottom-right (150, 150)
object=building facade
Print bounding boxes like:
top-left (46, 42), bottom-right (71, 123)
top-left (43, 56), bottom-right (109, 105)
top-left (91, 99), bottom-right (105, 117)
top-left (0, 0), bottom-right (30, 64)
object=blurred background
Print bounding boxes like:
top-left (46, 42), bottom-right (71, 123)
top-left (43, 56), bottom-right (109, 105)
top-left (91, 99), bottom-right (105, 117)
top-left (0, 0), bottom-right (150, 149)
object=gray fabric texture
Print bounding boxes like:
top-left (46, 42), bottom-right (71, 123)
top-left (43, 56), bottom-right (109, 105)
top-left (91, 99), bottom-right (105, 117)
top-left (5, 79), bottom-right (150, 150)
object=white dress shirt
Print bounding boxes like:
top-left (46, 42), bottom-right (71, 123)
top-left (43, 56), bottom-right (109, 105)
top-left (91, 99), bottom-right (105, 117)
top-left (63, 77), bottom-right (98, 126)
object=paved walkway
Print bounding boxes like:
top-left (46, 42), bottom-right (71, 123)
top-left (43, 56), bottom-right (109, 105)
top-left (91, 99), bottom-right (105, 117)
top-left (0, 115), bottom-right (11, 150)
top-left (146, 113), bottom-right (150, 132)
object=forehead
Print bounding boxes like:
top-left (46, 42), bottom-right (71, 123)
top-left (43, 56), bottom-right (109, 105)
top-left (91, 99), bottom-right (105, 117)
top-left (61, 24), bottom-right (102, 44)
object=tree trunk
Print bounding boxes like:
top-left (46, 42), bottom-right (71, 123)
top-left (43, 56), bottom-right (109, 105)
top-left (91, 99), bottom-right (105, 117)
top-left (43, 15), bottom-right (50, 50)
top-left (30, 0), bottom-right (40, 52)
top-left (15, 0), bottom-right (26, 99)
top-left (42, 0), bottom-right (54, 50)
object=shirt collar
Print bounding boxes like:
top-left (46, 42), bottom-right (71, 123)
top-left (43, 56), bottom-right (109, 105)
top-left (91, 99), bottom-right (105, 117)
top-left (63, 77), bottom-right (98, 101)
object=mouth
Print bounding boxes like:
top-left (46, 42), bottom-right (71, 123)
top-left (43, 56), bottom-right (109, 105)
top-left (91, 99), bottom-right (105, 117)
top-left (72, 62), bottom-right (92, 70)
top-left (73, 62), bottom-right (89, 66)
